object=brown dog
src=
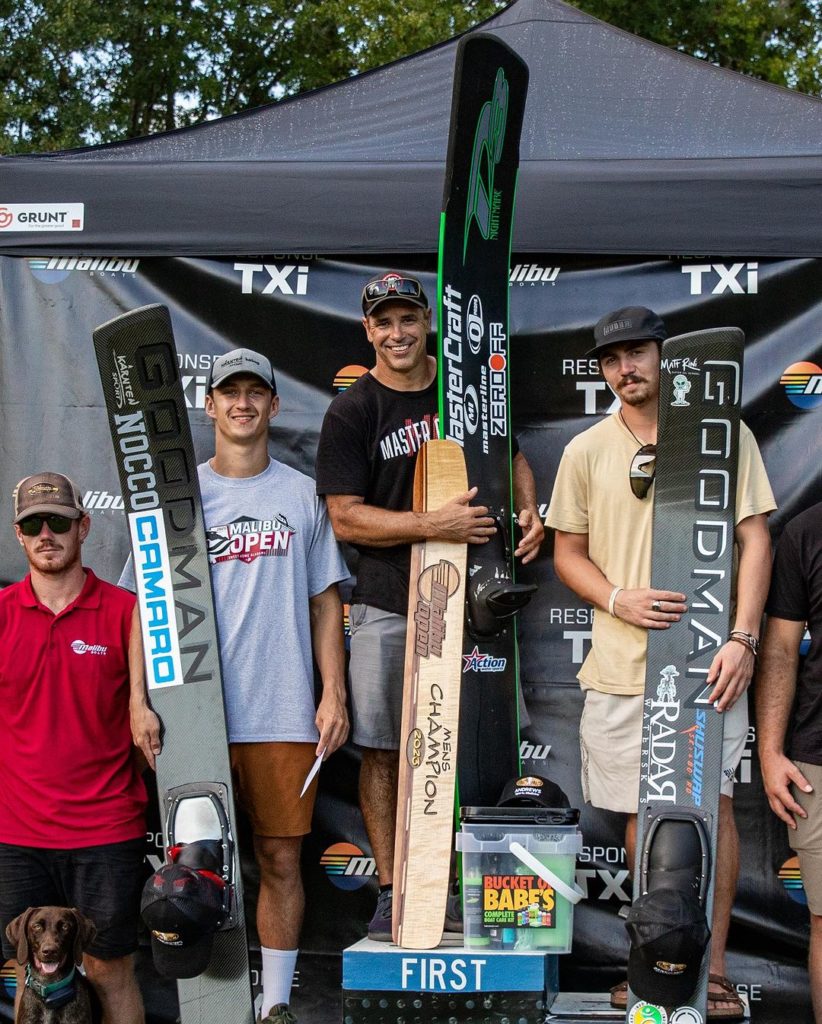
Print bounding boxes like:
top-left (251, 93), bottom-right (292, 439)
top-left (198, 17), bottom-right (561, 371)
top-left (6, 907), bottom-right (96, 1024)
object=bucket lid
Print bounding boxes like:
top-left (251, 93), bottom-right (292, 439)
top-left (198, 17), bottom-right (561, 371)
top-left (459, 805), bottom-right (579, 826)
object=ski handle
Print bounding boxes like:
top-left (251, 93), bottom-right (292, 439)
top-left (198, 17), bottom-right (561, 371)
top-left (508, 840), bottom-right (584, 905)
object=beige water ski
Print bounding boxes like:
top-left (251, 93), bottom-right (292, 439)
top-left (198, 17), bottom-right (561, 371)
top-left (393, 439), bottom-right (468, 948)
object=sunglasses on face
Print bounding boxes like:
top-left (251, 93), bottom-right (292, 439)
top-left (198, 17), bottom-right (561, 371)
top-left (362, 276), bottom-right (422, 305)
top-left (629, 444), bottom-right (657, 499)
top-left (19, 514), bottom-right (74, 536)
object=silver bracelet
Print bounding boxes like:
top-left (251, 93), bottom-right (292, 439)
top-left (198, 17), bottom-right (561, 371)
top-left (608, 586), bottom-right (623, 618)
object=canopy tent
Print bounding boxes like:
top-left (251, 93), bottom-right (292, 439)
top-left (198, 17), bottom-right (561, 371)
top-left (1, 0), bottom-right (821, 257)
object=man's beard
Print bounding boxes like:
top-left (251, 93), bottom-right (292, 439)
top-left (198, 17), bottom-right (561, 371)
top-left (618, 375), bottom-right (654, 407)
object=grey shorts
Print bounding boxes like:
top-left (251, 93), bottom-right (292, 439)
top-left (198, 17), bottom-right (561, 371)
top-left (348, 603), bottom-right (407, 750)
top-left (789, 761), bottom-right (822, 916)
top-left (580, 688), bottom-right (749, 813)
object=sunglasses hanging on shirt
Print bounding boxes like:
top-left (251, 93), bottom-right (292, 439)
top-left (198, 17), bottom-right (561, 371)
top-left (629, 444), bottom-right (657, 500)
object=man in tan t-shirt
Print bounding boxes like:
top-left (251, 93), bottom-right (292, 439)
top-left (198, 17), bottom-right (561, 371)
top-left (546, 306), bottom-right (775, 1019)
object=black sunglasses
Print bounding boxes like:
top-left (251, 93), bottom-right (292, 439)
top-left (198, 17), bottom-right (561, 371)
top-left (629, 444), bottom-right (657, 500)
top-left (19, 514), bottom-right (74, 536)
top-left (362, 276), bottom-right (422, 305)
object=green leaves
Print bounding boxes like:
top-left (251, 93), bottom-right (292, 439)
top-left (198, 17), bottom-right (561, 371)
top-left (567, 0), bottom-right (822, 93)
top-left (1, 0), bottom-right (818, 154)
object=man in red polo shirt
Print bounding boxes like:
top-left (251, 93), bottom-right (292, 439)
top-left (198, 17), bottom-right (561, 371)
top-left (0, 472), bottom-right (160, 1024)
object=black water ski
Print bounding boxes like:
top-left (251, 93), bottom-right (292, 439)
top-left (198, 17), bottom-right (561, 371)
top-left (93, 305), bottom-right (254, 1024)
top-left (438, 33), bottom-right (532, 808)
top-left (629, 328), bottom-right (744, 1024)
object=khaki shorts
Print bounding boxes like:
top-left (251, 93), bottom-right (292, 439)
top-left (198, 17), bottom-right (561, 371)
top-left (579, 688), bottom-right (748, 813)
top-left (230, 742), bottom-right (318, 838)
top-left (789, 761), bottom-right (822, 917)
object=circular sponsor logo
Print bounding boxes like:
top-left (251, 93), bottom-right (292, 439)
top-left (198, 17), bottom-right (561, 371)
top-left (406, 728), bottom-right (424, 769)
top-left (780, 361), bottom-right (822, 410)
top-left (0, 208), bottom-right (13, 229)
top-left (466, 295), bottom-right (484, 355)
top-left (27, 259), bottom-right (72, 284)
top-left (320, 842), bottom-right (374, 891)
top-left (489, 352), bottom-right (507, 373)
top-left (517, 776), bottom-right (543, 787)
top-left (418, 560), bottom-right (460, 602)
top-left (778, 854), bottom-right (807, 905)
top-left (670, 1008), bottom-right (703, 1024)
top-left (1, 960), bottom-right (17, 999)
top-left (332, 364), bottom-right (368, 392)
top-left (464, 385), bottom-right (479, 434)
top-left (629, 1005), bottom-right (667, 1024)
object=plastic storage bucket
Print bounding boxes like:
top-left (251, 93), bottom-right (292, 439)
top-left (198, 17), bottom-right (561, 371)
top-left (457, 808), bottom-right (583, 953)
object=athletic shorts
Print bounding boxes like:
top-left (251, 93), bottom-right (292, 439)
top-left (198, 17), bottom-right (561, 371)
top-left (0, 837), bottom-right (146, 961)
top-left (579, 688), bottom-right (748, 813)
top-left (348, 603), bottom-right (406, 750)
top-left (789, 761), bottom-right (822, 916)
top-left (230, 742), bottom-right (318, 838)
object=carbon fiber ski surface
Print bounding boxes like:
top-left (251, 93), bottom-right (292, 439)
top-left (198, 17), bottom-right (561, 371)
top-left (629, 328), bottom-right (744, 1024)
top-left (93, 304), bottom-right (254, 1024)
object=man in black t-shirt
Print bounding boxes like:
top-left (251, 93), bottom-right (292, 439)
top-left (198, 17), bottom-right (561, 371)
top-left (315, 271), bottom-right (544, 939)
top-left (758, 501), bottom-right (822, 1019)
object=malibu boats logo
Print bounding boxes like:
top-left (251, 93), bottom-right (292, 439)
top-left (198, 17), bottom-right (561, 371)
top-left (0, 204), bottom-right (84, 232)
top-left (28, 256), bottom-right (139, 284)
top-left (70, 640), bottom-right (108, 656)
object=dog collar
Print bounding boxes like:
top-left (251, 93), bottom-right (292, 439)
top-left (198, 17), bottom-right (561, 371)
top-left (25, 962), bottom-right (77, 1008)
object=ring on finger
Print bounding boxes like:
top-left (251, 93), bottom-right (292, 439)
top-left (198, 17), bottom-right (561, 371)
top-left (651, 600), bottom-right (662, 612)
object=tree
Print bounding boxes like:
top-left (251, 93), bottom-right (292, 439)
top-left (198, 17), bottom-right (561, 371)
top-left (568, 0), bottom-right (822, 94)
top-left (0, 0), bottom-right (819, 155)
top-left (0, 0), bottom-right (507, 153)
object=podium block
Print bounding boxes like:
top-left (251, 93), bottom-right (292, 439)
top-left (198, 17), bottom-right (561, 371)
top-left (342, 937), bottom-right (558, 1024)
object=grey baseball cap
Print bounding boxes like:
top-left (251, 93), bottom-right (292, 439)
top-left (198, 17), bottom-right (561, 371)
top-left (208, 348), bottom-right (276, 392)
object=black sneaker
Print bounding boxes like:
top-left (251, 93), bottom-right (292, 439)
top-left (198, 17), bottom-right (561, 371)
top-left (444, 891), bottom-right (463, 933)
top-left (367, 888), bottom-right (393, 941)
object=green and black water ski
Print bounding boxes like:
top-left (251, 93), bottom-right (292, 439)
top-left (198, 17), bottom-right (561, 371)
top-left (438, 32), bottom-right (534, 808)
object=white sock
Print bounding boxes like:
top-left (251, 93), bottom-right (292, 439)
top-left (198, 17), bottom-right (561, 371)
top-left (260, 946), bottom-right (298, 1015)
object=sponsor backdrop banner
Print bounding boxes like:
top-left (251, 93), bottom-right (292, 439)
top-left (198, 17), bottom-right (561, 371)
top-left (1, 253), bottom-right (821, 1021)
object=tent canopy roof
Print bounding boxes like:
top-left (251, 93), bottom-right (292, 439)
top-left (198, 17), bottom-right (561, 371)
top-left (2, 0), bottom-right (821, 256)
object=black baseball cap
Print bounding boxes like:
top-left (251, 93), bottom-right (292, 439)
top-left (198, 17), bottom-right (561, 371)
top-left (587, 306), bottom-right (667, 359)
top-left (141, 858), bottom-right (226, 979)
top-left (626, 888), bottom-right (710, 1006)
top-left (361, 272), bottom-right (429, 317)
top-left (497, 774), bottom-right (570, 809)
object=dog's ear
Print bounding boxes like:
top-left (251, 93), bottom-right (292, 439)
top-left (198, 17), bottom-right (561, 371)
top-left (69, 909), bottom-right (96, 966)
top-left (6, 907), bottom-right (37, 965)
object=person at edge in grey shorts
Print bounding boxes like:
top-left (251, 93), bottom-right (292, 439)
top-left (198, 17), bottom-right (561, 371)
top-left (314, 270), bottom-right (544, 939)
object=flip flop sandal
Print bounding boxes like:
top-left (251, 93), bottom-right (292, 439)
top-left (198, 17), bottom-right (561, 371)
top-left (609, 980), bottom-right (628, 1009)
top-left (707, 974), bottom-right (745, 1021)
